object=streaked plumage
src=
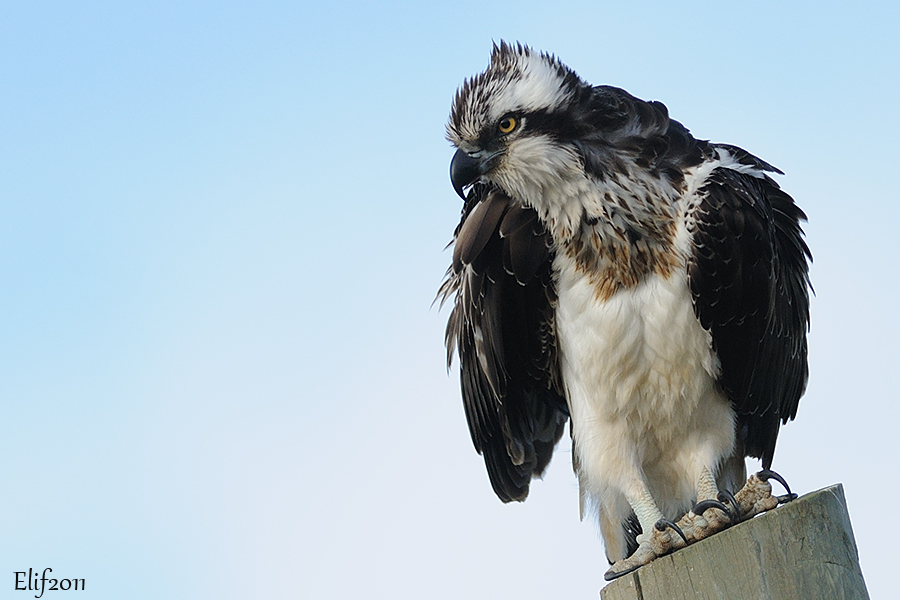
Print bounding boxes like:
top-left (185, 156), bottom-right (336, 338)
top-left (439, 42), bottom-right (811, 573)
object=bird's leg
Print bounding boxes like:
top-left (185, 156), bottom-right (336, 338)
top-left (669, 468), bottom-right (737, 545)
top-left (604, 485), bottom-right (687, 581)
top-left (730, 469), bottom-right (797, 520)
top-left (678, 469), bottom-right (795, 533)
top-left (672, 469), bottom-right (796, 549)
top-left (604, 466), bottom-right (779, 580)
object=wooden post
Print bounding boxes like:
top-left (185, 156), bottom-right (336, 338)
top-left (600, 484), bottom-right (869, 600)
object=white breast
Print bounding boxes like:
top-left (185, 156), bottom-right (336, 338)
top-left (553, 255), bottom-right (736, 520)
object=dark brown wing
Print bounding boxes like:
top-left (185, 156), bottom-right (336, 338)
top-left (688, 153), bottom-right (812, 468)
top-left (438, 183), bottom-right (568, 502)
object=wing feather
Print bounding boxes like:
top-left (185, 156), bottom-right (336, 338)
top-left (688, 157), bottom-right (811, 468)
top-left (439, 183), bottom-right (568, 502)
top-left (452, 189), bottom-right (508, 272)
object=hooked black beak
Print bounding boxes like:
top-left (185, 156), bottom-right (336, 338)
top-left (450, 148), bottom-right (504, 200)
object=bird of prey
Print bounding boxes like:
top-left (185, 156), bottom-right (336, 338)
top-left (438, 42), bottom-right (811, 580)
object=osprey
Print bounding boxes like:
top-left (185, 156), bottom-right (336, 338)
top-left (439, 42), bottom-right (811, 580)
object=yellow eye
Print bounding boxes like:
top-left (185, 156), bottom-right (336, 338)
top-left (498, 116), bottom-right (517, 134)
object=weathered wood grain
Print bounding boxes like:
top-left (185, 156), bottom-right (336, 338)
top-left (600, 484), bottom-right (869, 600)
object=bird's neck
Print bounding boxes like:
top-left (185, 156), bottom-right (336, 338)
top-left (527, 170), bottom-right (684, 301)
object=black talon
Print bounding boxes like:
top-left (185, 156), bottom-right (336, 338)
top-left (655, 518), bottom-right (688, 544)
top-left (717, 489), bottom-right (741, 525)
top-left (757, 469), bottom-right (797, 503)
top-left (693, 499), bottom-right (736, 524)
top-left (604, 564), bottom-right (641, 581)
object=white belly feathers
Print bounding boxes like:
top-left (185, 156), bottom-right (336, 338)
top-left (554, 256), bottom-right (737, 520)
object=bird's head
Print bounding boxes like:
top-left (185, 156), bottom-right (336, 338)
top-left (446, 42), bottom-right (589, 202)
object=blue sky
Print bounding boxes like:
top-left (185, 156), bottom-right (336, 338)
top-left (1, 1), bottom-right (897, 598)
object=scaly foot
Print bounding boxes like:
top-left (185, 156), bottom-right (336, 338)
top-left (670, 470), bottom-right (795, 547)
top-left (670, 497), bottom-right (737, 545)
top-left (603, 519), bottom-right (687, 580)
top-left (733, 469), bottom-right (796, 519)
top-left (603, 471), bottom-right (796, 580)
